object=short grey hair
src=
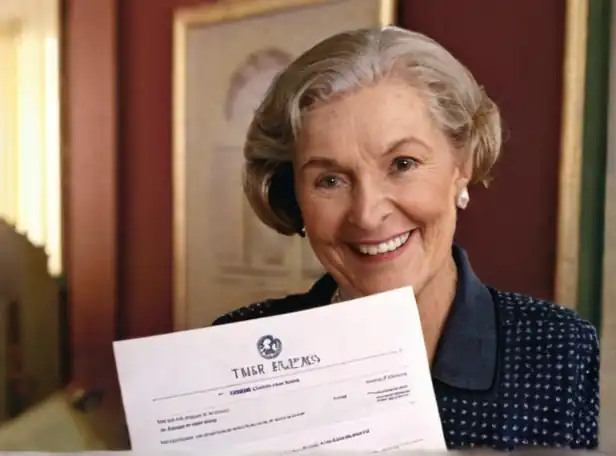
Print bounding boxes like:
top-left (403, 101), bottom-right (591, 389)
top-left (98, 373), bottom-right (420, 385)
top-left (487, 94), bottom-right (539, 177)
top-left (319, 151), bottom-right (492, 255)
top-left (243, 26), bottom-right (502, 236)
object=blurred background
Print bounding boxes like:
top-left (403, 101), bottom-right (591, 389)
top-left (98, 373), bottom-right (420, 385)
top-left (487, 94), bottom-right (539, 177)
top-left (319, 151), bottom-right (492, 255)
top-left (0, 0), bottom-right (614, 451)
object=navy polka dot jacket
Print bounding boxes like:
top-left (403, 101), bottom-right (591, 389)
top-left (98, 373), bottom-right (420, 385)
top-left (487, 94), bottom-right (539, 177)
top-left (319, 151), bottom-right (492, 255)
top-left (212, 245), bottom-right (600, 451)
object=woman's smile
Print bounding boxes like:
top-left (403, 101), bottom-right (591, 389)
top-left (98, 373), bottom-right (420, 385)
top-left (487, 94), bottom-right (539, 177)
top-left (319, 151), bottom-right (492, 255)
top-left (346, 229), bottom-right (415, 263)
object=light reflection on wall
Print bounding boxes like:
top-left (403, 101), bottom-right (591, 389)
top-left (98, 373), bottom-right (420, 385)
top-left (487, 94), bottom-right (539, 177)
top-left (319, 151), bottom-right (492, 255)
top-left (0, 0), bottom-right (62, 276)
top-left (43, 35), bottom-right (61, 276)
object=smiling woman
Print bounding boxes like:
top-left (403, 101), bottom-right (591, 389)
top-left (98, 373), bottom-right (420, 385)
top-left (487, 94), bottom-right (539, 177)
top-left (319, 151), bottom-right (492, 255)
top-left (294, 79), bottom-right (474, 304)
top-left (212, 26), bottom-right (600, 451)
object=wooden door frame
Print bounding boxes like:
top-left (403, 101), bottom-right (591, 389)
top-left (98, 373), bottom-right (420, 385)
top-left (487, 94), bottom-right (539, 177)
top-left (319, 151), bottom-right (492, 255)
top-left (555, 0), bottom-right (589, 310)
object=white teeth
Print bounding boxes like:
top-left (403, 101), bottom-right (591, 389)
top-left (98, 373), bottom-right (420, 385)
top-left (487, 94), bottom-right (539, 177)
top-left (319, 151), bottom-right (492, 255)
top-left (356, 232), bottom-right (411, 256)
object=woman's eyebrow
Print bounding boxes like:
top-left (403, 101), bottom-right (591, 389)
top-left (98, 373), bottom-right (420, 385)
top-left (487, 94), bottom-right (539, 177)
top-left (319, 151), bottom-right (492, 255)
top-left (299, 157), bottom-right (341, 171)
top-left (382, 136), bottom-right (431, 156)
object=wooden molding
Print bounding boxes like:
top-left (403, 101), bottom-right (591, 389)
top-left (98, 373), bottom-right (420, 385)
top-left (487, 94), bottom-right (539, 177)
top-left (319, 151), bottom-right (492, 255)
top-left (555, 0), bottom-right (589, 308)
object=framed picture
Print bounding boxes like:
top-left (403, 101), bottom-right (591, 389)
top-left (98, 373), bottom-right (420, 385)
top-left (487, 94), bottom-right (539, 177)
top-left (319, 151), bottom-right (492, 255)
top-left (173, 0), bottom-right (396, 330)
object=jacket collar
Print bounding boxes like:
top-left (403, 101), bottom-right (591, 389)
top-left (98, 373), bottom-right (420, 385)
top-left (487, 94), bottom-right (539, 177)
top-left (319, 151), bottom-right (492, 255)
top-left (431, 245), bottom-right (497, 391)
top-left (306, 244), bottom-right (498, 391)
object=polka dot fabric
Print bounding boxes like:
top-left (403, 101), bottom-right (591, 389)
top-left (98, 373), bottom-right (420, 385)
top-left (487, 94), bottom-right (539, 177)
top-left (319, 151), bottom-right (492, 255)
top-left (213, 290), bottom-right (600, 451)
top-left (435, 290), bottom-right (599, 450)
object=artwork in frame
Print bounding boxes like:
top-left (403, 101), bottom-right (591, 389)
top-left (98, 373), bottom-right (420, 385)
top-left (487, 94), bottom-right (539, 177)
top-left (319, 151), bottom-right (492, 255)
top-left (173, 0), bottom-right (396, 330)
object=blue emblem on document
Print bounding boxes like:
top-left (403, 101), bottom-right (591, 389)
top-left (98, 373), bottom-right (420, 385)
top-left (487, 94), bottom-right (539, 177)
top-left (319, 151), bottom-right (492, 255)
top-left (257, 335), bottom-right (282, 359)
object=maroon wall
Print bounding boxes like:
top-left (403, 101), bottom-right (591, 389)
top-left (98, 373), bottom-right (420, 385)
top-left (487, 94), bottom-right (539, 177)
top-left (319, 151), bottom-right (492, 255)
top-left (112, 0), bottom-right (565, 342)
top-left (117, 0), bottom-right (206, 339)
top-left (401, 1), bottom-right (565, 301)
top-left (65, 0), bottom-right (119, 389)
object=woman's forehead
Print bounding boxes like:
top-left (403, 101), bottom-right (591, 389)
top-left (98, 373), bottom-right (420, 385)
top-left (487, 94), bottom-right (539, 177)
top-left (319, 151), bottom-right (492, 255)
top-left (297, 81), bottom-right (443, 160)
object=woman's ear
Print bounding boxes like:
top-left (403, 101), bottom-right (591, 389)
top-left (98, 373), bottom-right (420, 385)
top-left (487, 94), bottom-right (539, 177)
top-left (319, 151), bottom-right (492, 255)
top-left (453, 154), bottom-right (472, 194)
top-left (460, 151), bottom-right (474, 182)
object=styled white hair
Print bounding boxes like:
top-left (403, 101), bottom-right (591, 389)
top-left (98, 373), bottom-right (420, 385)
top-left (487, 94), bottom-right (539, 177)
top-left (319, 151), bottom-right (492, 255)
top-left (244, 26), bottom-right (502, 235)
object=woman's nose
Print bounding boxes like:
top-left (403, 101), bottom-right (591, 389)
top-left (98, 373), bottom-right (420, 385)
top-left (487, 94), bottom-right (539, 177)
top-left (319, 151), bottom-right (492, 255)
top-left (347, 182), bottom-right (392, 231)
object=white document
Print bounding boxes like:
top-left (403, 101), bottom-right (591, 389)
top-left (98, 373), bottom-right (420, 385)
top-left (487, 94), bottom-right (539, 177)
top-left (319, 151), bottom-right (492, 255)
top-left (113, 287), bottom-right (446, 454)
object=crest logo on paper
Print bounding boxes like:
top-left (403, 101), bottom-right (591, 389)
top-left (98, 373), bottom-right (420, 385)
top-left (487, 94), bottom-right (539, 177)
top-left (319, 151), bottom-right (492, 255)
top-left (257, 335), bottom-right (282, 360)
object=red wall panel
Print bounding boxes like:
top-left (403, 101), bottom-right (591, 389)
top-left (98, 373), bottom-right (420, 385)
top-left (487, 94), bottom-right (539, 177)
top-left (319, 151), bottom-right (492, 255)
top-left (117, 0), bottom-right (206, 339)
top-left (65, 0), bottom-right (119, 389)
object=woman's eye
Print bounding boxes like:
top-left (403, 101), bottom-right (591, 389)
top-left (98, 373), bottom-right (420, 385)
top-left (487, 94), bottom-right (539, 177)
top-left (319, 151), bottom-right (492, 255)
top-left (315, 175), bottom-right (340, 189)
top-left (391, 156), bottom-right (417, 173)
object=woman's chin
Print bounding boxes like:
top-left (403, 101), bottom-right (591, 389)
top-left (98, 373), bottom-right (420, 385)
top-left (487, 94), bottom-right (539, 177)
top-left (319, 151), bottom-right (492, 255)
top-left (353, 279), bottom-right (417, 298)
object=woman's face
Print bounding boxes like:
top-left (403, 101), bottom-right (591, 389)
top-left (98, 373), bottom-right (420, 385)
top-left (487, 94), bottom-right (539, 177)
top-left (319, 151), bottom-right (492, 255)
top-left (294, 78), bottom-right (470, 298)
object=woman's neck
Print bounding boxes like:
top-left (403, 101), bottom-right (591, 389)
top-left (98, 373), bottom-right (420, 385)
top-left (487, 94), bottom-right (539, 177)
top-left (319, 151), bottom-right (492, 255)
top-left (336, 255), bottom-right (458, 363)
top-left (415, 255), bottom-right (457, 363)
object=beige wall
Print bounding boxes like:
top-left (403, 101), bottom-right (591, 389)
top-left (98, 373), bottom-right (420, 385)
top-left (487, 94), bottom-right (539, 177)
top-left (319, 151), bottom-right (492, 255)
top-left (600, 4), bottom-right (616, 448)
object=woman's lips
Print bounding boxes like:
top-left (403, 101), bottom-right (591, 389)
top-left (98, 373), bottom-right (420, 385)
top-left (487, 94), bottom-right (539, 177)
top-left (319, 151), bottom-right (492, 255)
top-left (349, 230), bottom-right (414, 257)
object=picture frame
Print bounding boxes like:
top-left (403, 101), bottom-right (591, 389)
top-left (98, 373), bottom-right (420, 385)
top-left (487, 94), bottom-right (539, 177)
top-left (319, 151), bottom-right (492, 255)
top-left (172, 0), bottom-right (396, 330)
top-left (554, 0), bottom-right (589, 309)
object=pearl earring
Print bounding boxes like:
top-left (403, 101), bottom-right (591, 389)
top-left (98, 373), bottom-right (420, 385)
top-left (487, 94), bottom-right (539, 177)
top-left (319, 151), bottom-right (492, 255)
top-left (457, 187), bottom-right (470, 209)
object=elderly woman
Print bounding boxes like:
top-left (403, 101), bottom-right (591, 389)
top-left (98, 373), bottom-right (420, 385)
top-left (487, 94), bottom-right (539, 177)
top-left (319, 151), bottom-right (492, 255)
top-left (213, 27), bottom-right (599, 450)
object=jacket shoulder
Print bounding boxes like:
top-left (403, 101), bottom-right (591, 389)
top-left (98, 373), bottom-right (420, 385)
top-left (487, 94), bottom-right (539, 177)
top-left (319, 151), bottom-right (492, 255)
top-left (211, 292), bottom-right (315, 326)
top-left (492, 288), bottom-right (599, 357)
top-left (495, 290), bottom-right (600, 448)
top-left (495, 289), bottom-right (585, 322)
